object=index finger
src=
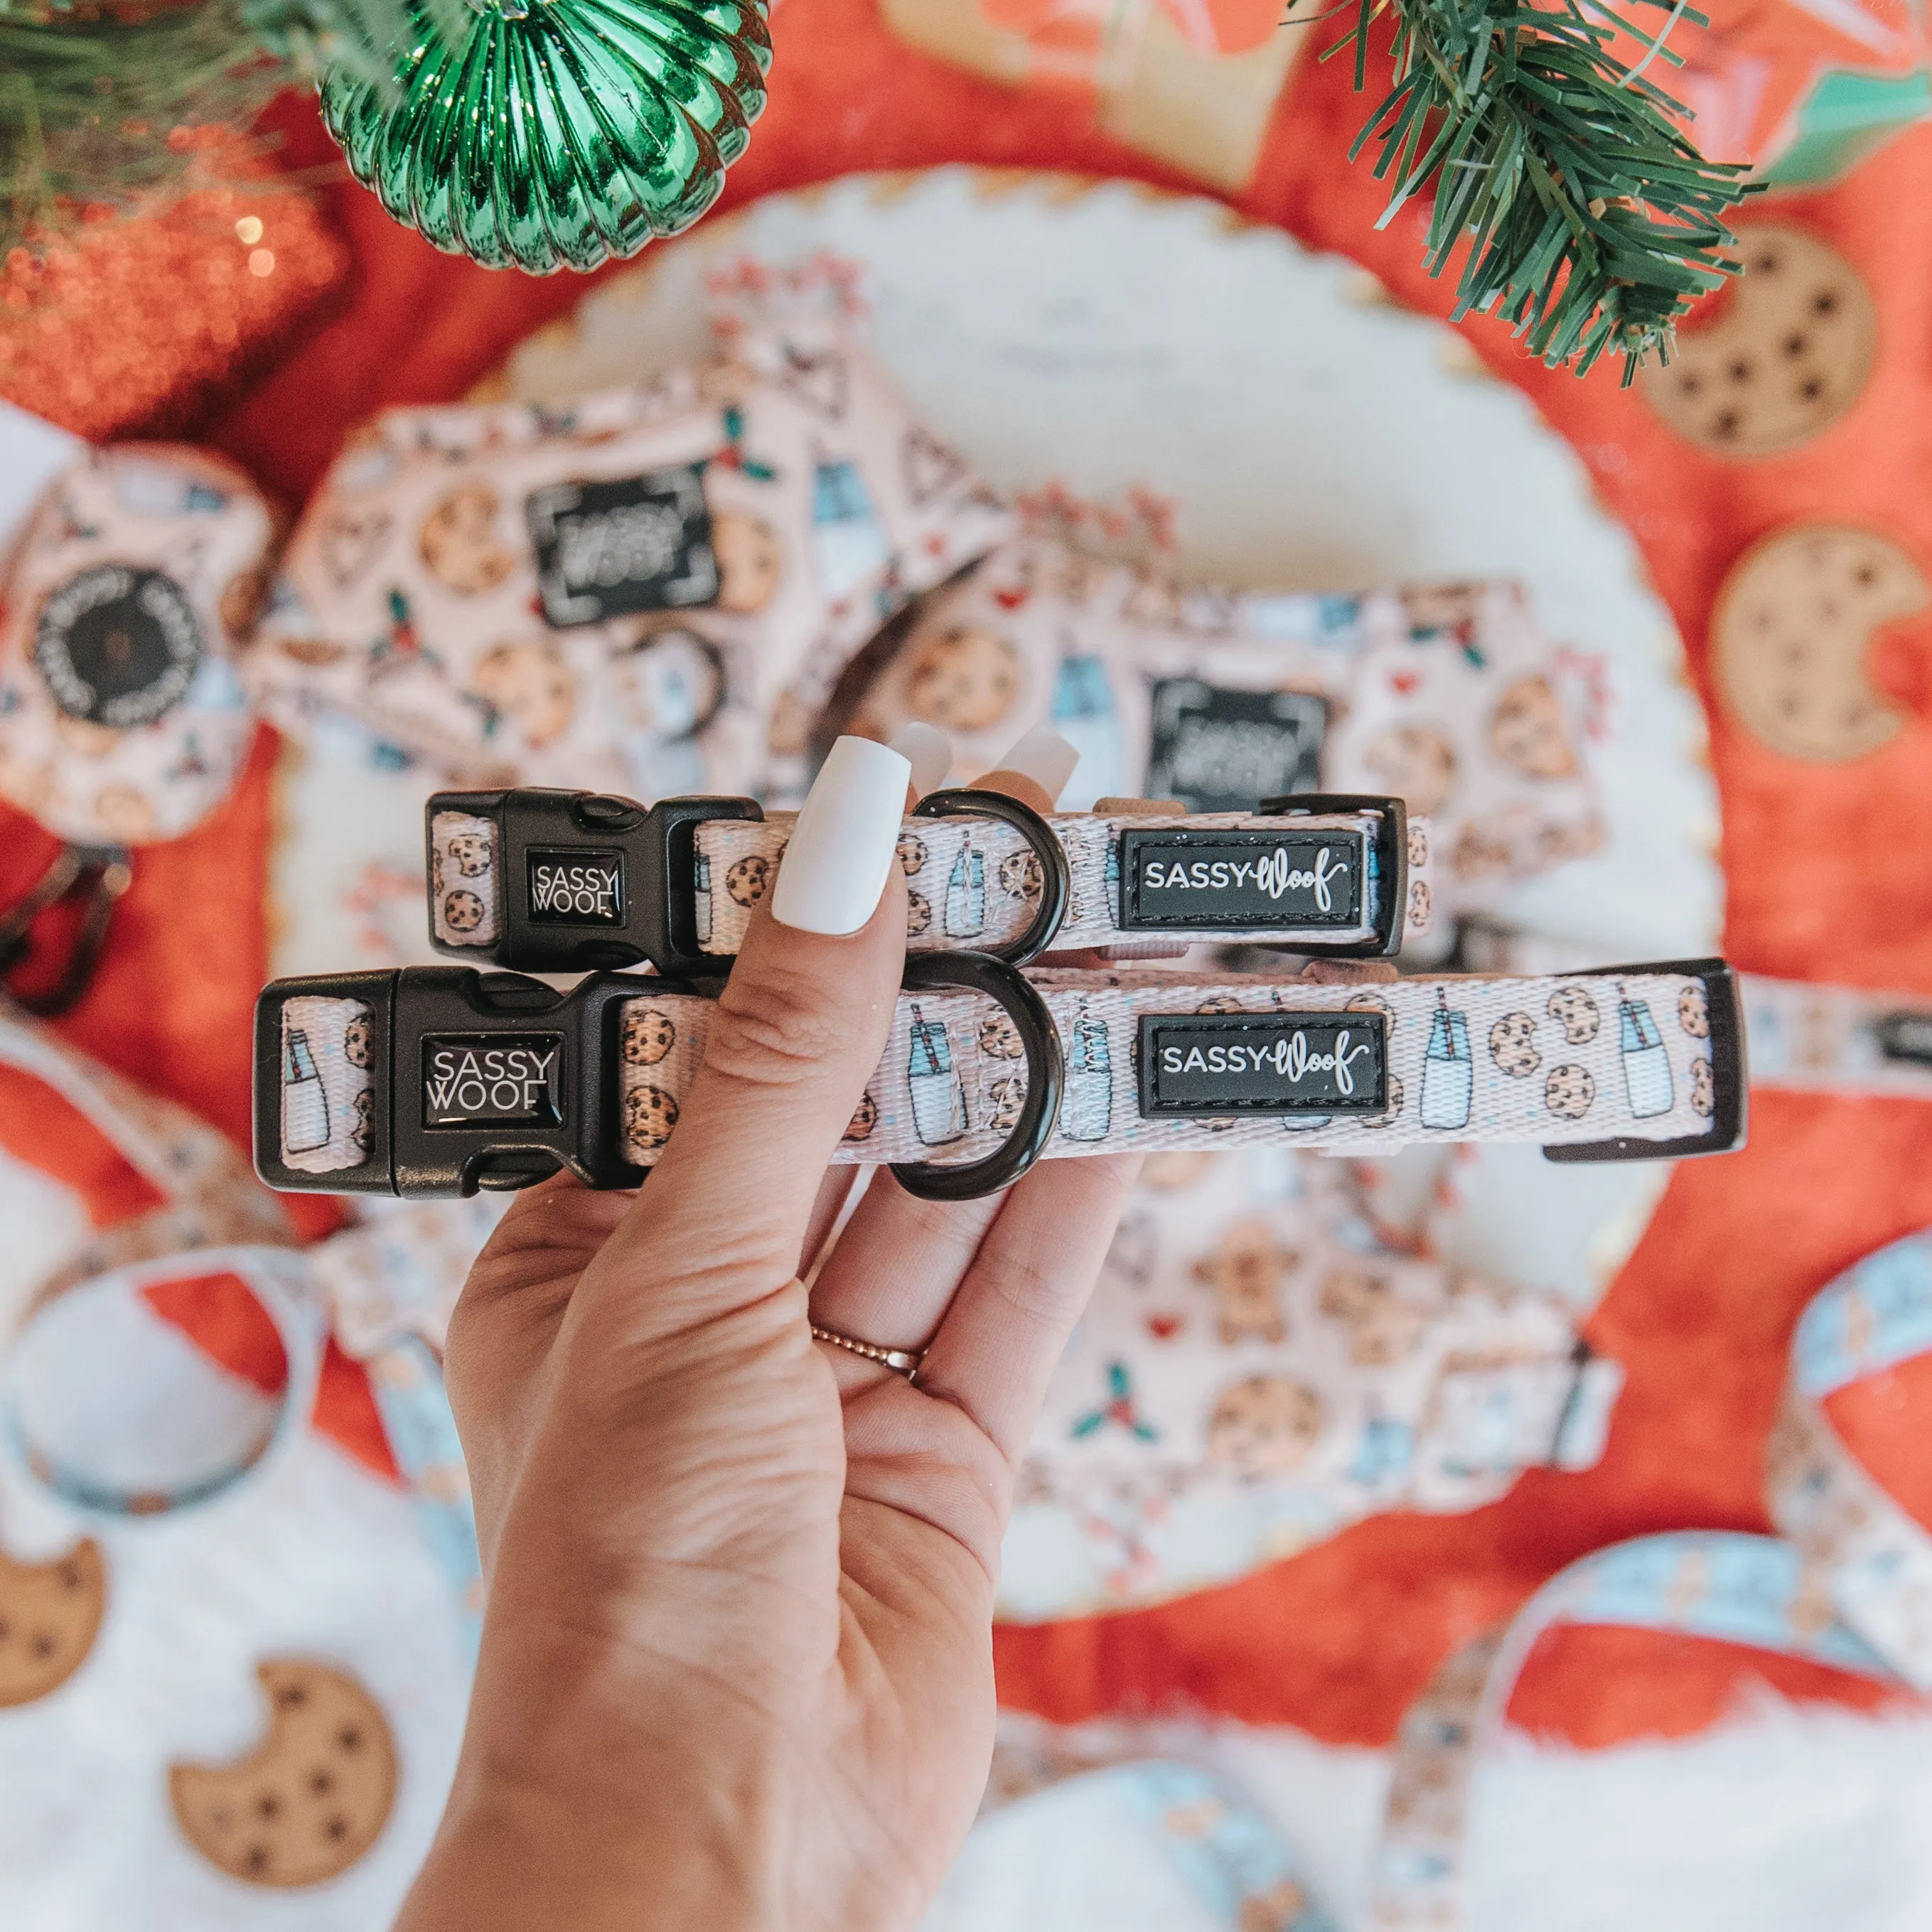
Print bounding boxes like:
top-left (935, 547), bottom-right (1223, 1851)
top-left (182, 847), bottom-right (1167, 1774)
top-left (592, 736), bottom-right (911, 1326)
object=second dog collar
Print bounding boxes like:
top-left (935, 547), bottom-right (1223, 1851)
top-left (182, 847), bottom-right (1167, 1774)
top-left (253, 956), bottom-right (1744, 1202)
top-left (424, 787), bottom-right (1429, 972)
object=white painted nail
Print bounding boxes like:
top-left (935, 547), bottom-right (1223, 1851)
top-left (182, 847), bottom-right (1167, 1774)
top-left (771, 736), bottom-right (912, 936)
top-left (888, 720), bottom-right (952, 799)
top-left (990, 724), bottom-right (1079, 806)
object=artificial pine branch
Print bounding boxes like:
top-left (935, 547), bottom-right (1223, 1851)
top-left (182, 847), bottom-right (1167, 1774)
top-left (0, 0), bottom-right (469, 255)
top-left (1310, 0), bottom-right (1761, 378)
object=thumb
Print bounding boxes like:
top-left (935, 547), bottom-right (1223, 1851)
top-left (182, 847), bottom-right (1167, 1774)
top-left (601, 736), bottom-right (911, 1322)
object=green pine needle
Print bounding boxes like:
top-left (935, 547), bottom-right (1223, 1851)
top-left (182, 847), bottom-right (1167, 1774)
top-left (0, 0), bottom-right (469, 256)
top-left (1307, 0), bottom-right (1761, 378)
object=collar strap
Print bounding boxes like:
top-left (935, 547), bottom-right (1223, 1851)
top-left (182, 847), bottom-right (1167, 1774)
top-left (254, 957), bottom-right (1744, 1200)
top-left (1743, 974), bottom-right (1932, 1096)
top-left (1370, 1529), bottom-right (1903, 1930)
top-left (424, 788), bottom-right (1429, 973)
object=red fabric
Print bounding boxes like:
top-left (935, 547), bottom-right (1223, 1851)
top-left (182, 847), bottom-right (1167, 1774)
top-left (3, 0), bottom-right (1929, 1749)
top-left (0, 1064), bottom-right (166, 1228)
top-left (140, 1271), bottom-right (288, 1395)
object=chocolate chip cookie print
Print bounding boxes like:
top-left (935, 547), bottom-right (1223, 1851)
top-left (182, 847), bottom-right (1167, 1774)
top-left (343, 1014), bottom-right (372, 1070)
top-left (625, 1085), bottom-right (680, 1153)
top-left (622, 1007), bottom-right (676, 1067)
top-left (1547, 984), bottom-right (1601, 1046)
top-left (906, 891), bottom-right (933, 937)
top-left (1690, 1057), bottom-right (1716, 1118)
top-left (1544, 1063), bottom-right (1596, 1120)
top-left (725, 852), bottom-right (773, 909)
top-left (997, 848), bottom-right (1043, 901)
top-left (441, 889), bottom-right (487, 936)
top-left (844, 1090), bottom-right (879, 1142)
top-left (1488, 1011), bottom-right (1541, 1078)
top-left (1641, 225), bottom-right (1877, 456)
top-left (168, 1660), bottom-right (397, 1887)
top-left (1206, 1376), bottom-right (1323, 1478)
top-left (444, 831), bottom-right (493, 878)
top-left (978, 1011), bottom-right (1024, 1060)
top-left (1488, 675), bottom-right (1578, 781)
top-left (1712, 525), bottom-right (1925, 763)
top-left (896, 831), bottom-right (927, 877)
top-left (1678, 983), bottom-right (1710, 1040)
top-left (0, 1537), bottom-right (105, 1706)
top-left (419, 483), bottom-right (515, 595)
top-left (904, 623), bottom-right (1022, 734)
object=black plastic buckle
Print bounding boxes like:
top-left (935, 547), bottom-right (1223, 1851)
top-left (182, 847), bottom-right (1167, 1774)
top-left (1255, 793), bottom-right (1408, 958)
top-left (428, 788), bottom-right (763, 977)
top-left (891, 952), bottom-right (1066, 1201)
top-left (908, 788), bottom-right (1071, 967)
top-left (0, 843), bottom-right (134, 1016)
top-left (254, 967), bottom-right (651, 1197)
top-left (1542, 957), bottom-right (1747, 1164)
top-left (1876, 1007), bottom-right (1932, 1067)
top-left (255, 953), bottom-right (1066, 1203)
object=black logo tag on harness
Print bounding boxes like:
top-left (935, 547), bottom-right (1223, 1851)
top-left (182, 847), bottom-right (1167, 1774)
top-left (1143, 679), bottom-right (1326, 815)
top-left (1137, 1011), bottom-right (1388, 1117)
top-left (525, 849), bottom-right (625, 926)
top-left (1120, 828), bottom-right (1366, 933)
top-left (422, 1035), bottom-right (566, 1128)
top-left (1877, 1010), bottom-right (1932, 1067)
top-left (35, 565), bottom-right (203, 727)
top-left (527, 463), bottom-right (718, 626)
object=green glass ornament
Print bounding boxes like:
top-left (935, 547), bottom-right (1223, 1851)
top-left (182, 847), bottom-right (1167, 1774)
top-left (318, 0), bottom-right (773, 274)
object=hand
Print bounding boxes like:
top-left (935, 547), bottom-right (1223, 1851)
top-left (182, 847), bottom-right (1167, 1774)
top-left (398, 736), bottom-right (1137, 1932)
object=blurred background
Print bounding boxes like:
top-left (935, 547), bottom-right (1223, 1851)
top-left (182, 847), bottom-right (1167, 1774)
top-left (2, 0), bottom-right (1932, 1925)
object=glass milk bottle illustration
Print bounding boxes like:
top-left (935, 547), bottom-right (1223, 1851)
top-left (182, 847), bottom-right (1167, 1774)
top-left (282, 1029), bottom-right (331, 1154)
top-left (1062, 1004), bottom-right (1112, 1142)
top-left (906, 1004), bottom-right (969, 1147)
top-left (810, 455), bottom-right (890, 597)
top-left (1619, 987), bottom-right (1675, 1117)
top-left (1050, 653), bottom-right (1123, 805)
top-left (1419, 987), bottom-right (1474, 1130)
top-left (1103, 837), bottom-right (1121, 924)
top-left (945, 834), bottom-right (986, 938)
top-left (693, 849), bottom-right (714, 945)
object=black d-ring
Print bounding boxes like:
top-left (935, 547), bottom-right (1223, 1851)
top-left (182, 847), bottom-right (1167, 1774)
top-left (891, 952), bottom-right (1066, 1202)
top-left (910, 788), bottom-right (1070, 966)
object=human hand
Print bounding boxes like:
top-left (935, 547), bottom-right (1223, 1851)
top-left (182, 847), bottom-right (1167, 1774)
top-left (397, 733), bottom-right (1137, 1932)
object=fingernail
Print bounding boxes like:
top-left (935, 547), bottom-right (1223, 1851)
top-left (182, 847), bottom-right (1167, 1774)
top-left (771, 736), bottom-right (912, 936)
top-left (979, 725), bottom-right (1079, 812)
top-left (888, 720), bottom-right (951, 800)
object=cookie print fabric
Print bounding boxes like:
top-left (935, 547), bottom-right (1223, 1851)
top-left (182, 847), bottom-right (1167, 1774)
top-left (999, 1149), bottom-right (1616, 1617)
top-left (249, 316), bottom-right (1010, 800)
top-left (0, 446), bottom-right (275, 847)
top-left (843, 535), bottom-right (1602, 916)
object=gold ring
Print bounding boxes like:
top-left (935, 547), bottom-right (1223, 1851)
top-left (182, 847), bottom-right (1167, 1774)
top-left (810, 1321), bottom-right (922, 1380)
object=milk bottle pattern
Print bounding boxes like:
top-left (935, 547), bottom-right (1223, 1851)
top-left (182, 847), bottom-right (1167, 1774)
top-left (810, 456), bottom-right (890, 599)
top-left (945, 835), bottom-right (986, 938)
top-left (1062, 1005), bottom-right (1113, 1142)
top-left (1103, 837), bottom-right (1121, 925)
top-left (1420, 987), bottom-right (1474, 1130)
top-left (282, 1029), bottom-right (331, 1154)
top-left (907, 1004), bottom-right (969, 1147)
top-left (1050, 653), bottom-right (1123, 806)
top-left (1619, 989), bottom-right (1675, 1117)
top-left (694, 850), bottom-right (713, 945)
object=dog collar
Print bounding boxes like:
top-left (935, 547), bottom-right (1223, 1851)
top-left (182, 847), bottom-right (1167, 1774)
top-left (253, 956), bottom-right (1744, 1201)
top-left (424, 787), bottom-right (1430, 972)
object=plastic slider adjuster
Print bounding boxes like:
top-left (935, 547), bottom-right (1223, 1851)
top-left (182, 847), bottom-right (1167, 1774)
top-left (253, 966), bottom-right (655, 1198)
top-left (1256, 793), bottom-right (1407, 959)
top-left (429, 788), bottom-right (764, 977)
top-left (1542, 958), bottom-right (1748, 1164)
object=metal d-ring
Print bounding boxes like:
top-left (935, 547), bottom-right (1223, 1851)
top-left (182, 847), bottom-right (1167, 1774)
top-left (890, 952), bottom-right (1065, 1202)
top-left (910, 788), bottom-right (1070, 966)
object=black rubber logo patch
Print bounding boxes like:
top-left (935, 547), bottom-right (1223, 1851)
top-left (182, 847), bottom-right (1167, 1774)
top-left (1143, 679), bottom-right (1326, 815)
top-left (34, 565), bottom-right (203, 727)
top-left (1137, 1011), bottom-right (1388, 1117)
top-left (422, 1036), bottom-right (566, 1127)
top-left (526, 849), bottom-right (625, 926)
top-left (527, 463), bottom-right (717, 626)
top-left (1877, 1009), bottom-right (1932, 1067)
top-left (1120, 828), bottom-right (1365, 931)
